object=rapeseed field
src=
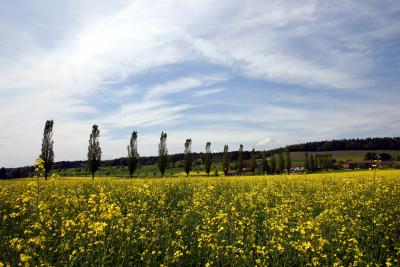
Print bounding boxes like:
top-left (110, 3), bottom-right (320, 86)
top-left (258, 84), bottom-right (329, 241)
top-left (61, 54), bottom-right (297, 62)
top-left (1, 170), bottom-right (400, 266)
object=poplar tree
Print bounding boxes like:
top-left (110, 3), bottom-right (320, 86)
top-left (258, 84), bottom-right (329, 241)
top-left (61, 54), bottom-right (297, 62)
top-left (270, 154), bottom-right (277, 174)
top-left (183, 139), bottom-right (193, 177)
top-left (127, 131), bottom-right (139, 178)
top-left (237, 144), bottom-right (244, 174)
top-left (277, 150), bottom-right (285, 174)
top-left (41, 119), bottom-right (54, 180)
top-left (304, 152), bottom-right (310, 172)
top-left (158, 132), bottom-right (168, 177)
top-left (88, 124), bottom-right (101, 179)
top-left (250, 148), bottom-right (257, 174)
top-left (222, 145), bottom-right (230, 176)
top-left (204, 142), bottom-right (212, 176)
top-left (285, 149), bottom-right (291, 173)
top-left (309, 154), bottom-right (315, 172)
top-left (262, 152), bottom-right (269, 174)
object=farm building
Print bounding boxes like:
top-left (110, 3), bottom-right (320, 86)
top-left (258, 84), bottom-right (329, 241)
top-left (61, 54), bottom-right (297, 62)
top-left (342, 160), bottom-right (400, 169)
top-left (291, 165), bottom-right (304, 172)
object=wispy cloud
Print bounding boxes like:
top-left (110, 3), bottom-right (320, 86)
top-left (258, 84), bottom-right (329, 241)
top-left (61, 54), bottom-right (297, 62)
top-left (144, 75), bottom-right (227, 100)
top-left (0, 0), bottom-right (399, 167)
top-left (113, 86), bottom-right (138, 98)
top-left (193, 88), bottom-right (225, 97)
top-left (104, 100), bottom-right (193, 128)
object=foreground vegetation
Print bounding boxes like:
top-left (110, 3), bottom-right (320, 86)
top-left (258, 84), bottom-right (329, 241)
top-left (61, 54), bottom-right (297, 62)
top-left (1, 171), bottom-right (400, 266)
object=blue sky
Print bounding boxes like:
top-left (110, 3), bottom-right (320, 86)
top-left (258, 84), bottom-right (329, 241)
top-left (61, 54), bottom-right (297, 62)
top-left (0, 0), bottom-right (399, 167)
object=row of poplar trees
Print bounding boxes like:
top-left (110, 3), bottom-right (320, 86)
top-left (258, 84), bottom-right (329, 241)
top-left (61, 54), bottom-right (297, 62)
top-left (38, 121), bottom-right (103, 180)
top-left (230, 145), bottom-right (292, 176)
top-left (303, 152), bottom-right (333, 172)
top-left (38, 120), bottom-right (292, 179)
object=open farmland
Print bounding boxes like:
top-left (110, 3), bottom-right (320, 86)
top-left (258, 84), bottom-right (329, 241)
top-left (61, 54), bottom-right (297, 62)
top-left (1, 170), bottom-right (400, 266)
top-left (289, 150), bottom-right (400, 162)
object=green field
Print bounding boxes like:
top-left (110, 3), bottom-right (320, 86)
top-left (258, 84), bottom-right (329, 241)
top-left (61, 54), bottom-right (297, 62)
top-left (57, 163), bottom-right (225, 177)
top-left (290, 150), bottom-right (400, 162)
top-left (54, 150), bottom-right (400, 177)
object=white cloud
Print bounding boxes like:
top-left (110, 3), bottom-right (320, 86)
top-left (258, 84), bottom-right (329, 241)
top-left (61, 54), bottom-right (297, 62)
top-left (257, 137), bottom-right (272, 146)
top-left (0, 0), bottom-right (399, 166)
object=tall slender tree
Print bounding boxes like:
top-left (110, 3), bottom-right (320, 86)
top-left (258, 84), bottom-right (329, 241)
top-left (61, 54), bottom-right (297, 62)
top-left (315, 154), bottom-right (320, 169)
top-left (250, 148), bottom-right (257, 174)
top-left (204, 142), bottom-right (212, 176)
top-left (88, 124), bottom-right (101, 179)
top-left (309, 154), bottom-right (315, 172)
top-left (127, 131), bottom-right (139, 178)
top-left (285, 149), bottom-right (291, 174)
top-left (262, 152), bottom-right (269, 174)
top-left (41, 120), bottom-right (54, 180)
top-left (222, 145), bottom-right (230, 176)
top-left (237, 144), bottom-right (244, 175)
top-left (158, 132), bottom-right (168, 177)
top-left (277, 150), bottom-right (285, 174)
top-left (183, 139), bottom-right (193, 177)
top-left (328, 154), bottom-right (333, 169)
top-left (304, 152), bottom-right (310, 172)
top-left (270, 154), bottom-right (277, 174)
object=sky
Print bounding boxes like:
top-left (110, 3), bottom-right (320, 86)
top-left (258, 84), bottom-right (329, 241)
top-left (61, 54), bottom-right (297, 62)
top-left (0, 0), bottom-right (400, 167)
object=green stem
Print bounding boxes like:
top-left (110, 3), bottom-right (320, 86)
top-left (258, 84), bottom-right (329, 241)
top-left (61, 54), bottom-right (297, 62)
top-left (37, 174), bottom-right (40, 219)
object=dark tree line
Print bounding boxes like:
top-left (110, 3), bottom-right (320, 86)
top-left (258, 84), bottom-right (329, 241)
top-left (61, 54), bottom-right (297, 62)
top-left (285, 137), bottom-right (400, 152)
top-left (0, 166), bottom-right (33, 179)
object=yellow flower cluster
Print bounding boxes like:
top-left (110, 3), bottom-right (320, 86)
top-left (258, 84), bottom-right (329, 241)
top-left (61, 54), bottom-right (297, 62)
top-left (0, 170), bottom-right (400, 266)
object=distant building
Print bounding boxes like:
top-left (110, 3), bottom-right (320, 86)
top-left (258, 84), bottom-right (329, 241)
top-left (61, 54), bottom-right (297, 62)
top-left (291, 165), bottom-right (304, 172)
top-left (241, 167), bottom-right (253, 174)
top-left (342, 160), bottom-right (400, 169)
top-left (343, 160), bottom-right (375, 169)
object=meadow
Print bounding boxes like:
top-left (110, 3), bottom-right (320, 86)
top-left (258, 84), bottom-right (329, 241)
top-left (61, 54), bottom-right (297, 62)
top-left (54, 150), bottom-right (400, 178)
top-left (1, 170), bottom-right (400, 266)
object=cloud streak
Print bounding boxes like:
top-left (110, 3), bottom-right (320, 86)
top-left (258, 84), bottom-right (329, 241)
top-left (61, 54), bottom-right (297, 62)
top-left (0, 0), bottom-right (399, 167)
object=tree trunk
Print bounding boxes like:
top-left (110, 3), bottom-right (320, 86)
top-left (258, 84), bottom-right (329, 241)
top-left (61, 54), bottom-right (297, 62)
top-left (44, 171), bottom-right (48, 181)
top-left (92, 172), bottom-right (94, 180)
